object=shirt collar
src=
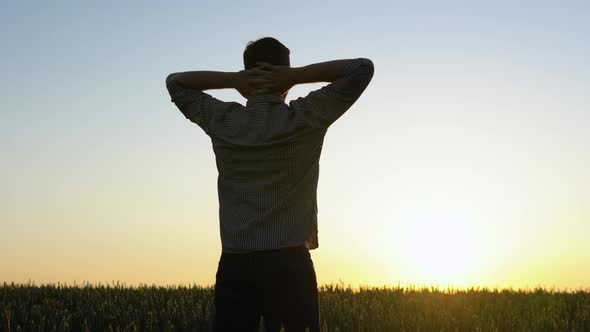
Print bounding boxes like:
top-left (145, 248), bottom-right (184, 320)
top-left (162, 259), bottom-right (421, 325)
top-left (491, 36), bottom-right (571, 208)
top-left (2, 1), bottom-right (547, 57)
top-left (246, 95), bottom-right (285, 106)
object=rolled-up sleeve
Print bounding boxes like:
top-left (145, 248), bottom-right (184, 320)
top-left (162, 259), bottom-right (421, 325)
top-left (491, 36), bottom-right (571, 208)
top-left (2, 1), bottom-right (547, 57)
top-left (289, 58), bottom-right (374, 129)
top-left (166, 75), bottom-right (233, 135)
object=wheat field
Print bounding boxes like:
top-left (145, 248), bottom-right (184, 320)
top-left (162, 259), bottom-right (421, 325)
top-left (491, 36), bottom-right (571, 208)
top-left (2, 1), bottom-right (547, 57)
top-left (1, 282), bottom-right (589, 331)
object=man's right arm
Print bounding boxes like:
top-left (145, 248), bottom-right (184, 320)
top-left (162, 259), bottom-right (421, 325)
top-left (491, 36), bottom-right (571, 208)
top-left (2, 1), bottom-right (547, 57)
top-left (289, 58), bottom-right (375, 128)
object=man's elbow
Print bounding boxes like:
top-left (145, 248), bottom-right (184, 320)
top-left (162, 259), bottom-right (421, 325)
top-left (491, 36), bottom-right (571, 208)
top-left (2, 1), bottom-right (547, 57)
top-left (166, 73), bottom-right (178, 86)
top-left (165, 73), bottom-right (182, 100)
top-left (360, 58), bottom-right (374, 77)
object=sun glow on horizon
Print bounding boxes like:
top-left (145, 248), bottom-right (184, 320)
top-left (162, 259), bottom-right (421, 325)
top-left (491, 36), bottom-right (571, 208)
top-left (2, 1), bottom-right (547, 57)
top-left (395, 209), bottom-right (487, 287)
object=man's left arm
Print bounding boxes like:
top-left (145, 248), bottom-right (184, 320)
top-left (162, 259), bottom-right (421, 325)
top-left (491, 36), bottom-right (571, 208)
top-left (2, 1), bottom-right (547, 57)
top-left (167, 71), bottom-right (236, 91)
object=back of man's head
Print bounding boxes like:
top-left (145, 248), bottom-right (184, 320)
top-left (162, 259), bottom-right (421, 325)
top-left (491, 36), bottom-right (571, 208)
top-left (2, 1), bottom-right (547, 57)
top-left (243, 37), bottom-right (290, 70)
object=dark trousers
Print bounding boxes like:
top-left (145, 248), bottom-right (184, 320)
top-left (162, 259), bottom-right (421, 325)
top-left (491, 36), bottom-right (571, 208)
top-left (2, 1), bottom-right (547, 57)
top-left (213, 245), bottom-right (320, 332)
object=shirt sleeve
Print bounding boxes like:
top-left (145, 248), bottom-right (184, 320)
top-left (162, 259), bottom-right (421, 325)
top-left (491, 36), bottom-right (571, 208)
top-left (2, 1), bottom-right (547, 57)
top-left (289, 58), bottom-right (374, 129)
top-left (166, 76), bottom-right (235, 135)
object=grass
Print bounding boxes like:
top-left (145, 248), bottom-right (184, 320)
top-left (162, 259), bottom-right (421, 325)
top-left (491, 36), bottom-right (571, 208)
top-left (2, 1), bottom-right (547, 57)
top-left (1, 282), bottom-right (589, 331)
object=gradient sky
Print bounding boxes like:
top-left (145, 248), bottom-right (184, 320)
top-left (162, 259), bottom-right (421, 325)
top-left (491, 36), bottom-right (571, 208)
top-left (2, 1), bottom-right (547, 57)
top-left (1, 1), bottom-right (589, 290)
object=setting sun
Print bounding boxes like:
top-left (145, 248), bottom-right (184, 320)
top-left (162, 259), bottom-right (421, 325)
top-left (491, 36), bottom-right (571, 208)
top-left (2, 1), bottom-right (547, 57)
top-left (396, 210), bottom-right (483, 286)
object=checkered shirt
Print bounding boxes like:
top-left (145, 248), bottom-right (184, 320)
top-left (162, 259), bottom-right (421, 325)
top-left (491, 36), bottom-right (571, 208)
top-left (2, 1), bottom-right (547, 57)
top-left (166, 58), bottom-right (374, 252)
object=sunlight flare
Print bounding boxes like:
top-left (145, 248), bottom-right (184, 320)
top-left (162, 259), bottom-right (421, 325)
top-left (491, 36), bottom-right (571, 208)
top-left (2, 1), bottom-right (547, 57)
top-left (397, 209), bottom-right (483, 286)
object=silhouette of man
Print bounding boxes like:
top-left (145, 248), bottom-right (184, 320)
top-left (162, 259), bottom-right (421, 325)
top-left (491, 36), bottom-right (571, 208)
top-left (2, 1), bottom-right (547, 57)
top-left (166, 37), bottom-right (373, 331)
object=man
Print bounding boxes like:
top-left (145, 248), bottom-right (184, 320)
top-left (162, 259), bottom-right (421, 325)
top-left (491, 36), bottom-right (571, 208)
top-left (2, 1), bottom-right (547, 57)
top-left (166, 37), bottom-right (374, 331)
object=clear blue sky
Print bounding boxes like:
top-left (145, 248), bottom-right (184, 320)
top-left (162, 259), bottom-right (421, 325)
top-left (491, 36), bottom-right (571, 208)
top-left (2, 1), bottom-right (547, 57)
top-left (1, 1), bottom-right (589, 289)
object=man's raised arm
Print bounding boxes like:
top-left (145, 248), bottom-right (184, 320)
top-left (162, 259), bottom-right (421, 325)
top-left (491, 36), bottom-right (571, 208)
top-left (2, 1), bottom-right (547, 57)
top-left (166, 66), bottom-right (273, 98)
top-left (258, 58), bottom-right (375, 128)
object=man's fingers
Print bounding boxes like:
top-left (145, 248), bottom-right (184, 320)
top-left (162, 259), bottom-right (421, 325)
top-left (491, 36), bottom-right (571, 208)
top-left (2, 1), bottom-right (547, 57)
top-left (248, 74), bottom-right (273, 85)
top-left (248, 68), bottom-right (273, 77)
top-left (249, 74), bottom-right (272, 82)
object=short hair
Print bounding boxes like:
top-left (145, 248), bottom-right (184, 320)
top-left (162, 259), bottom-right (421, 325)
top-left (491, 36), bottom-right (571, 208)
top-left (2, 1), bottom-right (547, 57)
top-left (243, 37), bottom-right (290, 70)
